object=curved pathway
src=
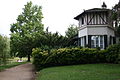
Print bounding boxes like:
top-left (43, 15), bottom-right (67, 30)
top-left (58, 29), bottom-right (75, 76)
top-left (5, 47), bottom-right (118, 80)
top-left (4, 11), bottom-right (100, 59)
top-left (0, 63), bottom-right (36, 80)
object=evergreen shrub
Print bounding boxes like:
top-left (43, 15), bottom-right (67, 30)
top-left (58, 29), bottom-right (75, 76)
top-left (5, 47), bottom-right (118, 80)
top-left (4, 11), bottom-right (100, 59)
top-left (106, 44), bottom-right (120, 63)
top-left (32, 48), bottom-right (107, 70)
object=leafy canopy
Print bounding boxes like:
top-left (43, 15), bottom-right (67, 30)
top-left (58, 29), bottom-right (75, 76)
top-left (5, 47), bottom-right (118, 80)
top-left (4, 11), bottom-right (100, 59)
top-left (10, 1), bottom-right (44, 61)
top-left (65, 24), bottom-right (78, 38)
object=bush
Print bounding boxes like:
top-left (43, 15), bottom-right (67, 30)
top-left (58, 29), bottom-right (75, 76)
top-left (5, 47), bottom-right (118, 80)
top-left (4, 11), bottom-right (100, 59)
top-left (106, 44), bottom-right (120, 63)
top-left (32, 48), bottom-right (107, 70)
top-left (33, 44), bottom-right (120, 71)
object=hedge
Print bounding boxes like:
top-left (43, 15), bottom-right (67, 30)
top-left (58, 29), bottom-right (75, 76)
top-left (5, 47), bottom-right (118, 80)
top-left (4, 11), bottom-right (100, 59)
top-left (32, 44), bottom-right (120, 70)
top-left (32, 48), bottom-right (107, 70)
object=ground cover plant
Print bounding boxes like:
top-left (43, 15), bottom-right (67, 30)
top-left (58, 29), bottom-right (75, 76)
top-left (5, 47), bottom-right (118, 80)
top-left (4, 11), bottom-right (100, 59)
top-left (36, 64), bottom-right (120, 80)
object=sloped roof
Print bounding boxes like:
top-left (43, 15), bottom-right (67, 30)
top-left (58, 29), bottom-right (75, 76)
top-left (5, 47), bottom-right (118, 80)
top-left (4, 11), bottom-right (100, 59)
top-left (113, 2), bottom-right (120, 9)
top-left (74, 8), bottom-right (111, 20)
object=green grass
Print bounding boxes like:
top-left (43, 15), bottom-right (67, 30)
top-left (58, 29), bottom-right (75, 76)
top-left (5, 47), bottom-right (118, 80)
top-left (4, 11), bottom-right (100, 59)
top-left (8, 57), bottom-right (28, 63)
top-left (0, 57), bottom-right (28, 71)
top-left (36, 64), bottom-right (120, 80)
top-left (0, 62), bottom-right (27, 71)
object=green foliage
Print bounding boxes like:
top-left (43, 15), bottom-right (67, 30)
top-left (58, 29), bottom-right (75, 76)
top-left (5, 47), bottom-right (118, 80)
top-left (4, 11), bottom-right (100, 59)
top-left (111, 12), bottom-right (117, 20)
top-left (111, 6), bottom-right (120, 37)
top-left (33, 44), bottom-right (120, 70)
top-left (65, 24), bottom-right (78, 38)
top-left (32, 48), bottom-right (107, 70)
top-left (106, 44), bottom-right (120, 63)
top-left (35, 28), bottom-right (68, 54)
top-left (0, 35), bottom-right (10, 65)
top-left (10, 1), bottom-right (44, 61)
top-left (65, 24), bottom-right (78, 46)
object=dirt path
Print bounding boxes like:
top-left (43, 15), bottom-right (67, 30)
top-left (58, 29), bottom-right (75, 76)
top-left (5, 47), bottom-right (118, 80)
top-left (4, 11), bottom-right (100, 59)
top-left (0, 63), bottom-right (36, 80)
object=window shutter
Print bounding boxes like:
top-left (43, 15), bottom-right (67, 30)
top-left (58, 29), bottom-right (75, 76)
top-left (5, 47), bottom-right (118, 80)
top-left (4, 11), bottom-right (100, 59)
top-left (109, 36), bottom-right (112, 45)
top-left (88, 35), bottom-right (91, 48)
top-left (84, 36), bottom-right (86, 47)
top-left (104, 35), bottom-right (107, 49)
top-left (113, 37), bottom-right (116, 44)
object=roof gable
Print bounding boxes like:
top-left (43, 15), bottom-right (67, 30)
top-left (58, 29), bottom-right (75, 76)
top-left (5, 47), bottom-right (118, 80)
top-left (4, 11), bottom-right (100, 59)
top-left (74, 8), bottom-right (111, 20)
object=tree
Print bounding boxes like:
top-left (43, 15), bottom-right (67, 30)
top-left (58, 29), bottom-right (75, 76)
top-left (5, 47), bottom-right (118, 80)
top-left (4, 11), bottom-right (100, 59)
top-left (65, 24), bottom-right (78, 38)
top-left (65, 24), bottom-right (78, 46)
top-left (35, 27), bottom-right (67, 54)
top-left (112, 2), bottom-right (120, 42)
top-left (0, 35), bottom-right (10, 65)
top-left (10, 1), bottom-right (44, 62)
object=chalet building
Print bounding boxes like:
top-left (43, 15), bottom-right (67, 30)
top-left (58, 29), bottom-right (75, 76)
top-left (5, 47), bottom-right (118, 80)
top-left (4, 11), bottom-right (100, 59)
top-left (74, 2), bottom-right (116, 49)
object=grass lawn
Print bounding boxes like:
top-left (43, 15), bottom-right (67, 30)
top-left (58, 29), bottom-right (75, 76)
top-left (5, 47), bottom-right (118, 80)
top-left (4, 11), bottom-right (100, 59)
top-left (8, 57), bottom-right (28, 63)
top-left (0, 62), bottom-right (27, 71)
top-left (0, 57), bottom-right (28, 71)
top-left (36, 64), bottom-right (120, 80)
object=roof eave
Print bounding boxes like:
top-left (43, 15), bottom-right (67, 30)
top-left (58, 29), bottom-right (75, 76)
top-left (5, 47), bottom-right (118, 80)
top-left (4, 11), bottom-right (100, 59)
top-left (74, 12), bottom-right (85, 20)
top-left (74, 8), bottom-right (111, 20)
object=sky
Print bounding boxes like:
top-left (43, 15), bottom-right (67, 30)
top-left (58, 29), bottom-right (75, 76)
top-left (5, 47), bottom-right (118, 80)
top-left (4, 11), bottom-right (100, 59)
top-left (0, 0), bottom-right (119, 37)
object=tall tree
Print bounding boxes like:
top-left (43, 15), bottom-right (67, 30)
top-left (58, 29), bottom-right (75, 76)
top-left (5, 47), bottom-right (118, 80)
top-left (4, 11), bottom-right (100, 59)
top-left (65, 24), bottom-right (78, 38)
top-left (65, 24), bottom-right (78, 46)
top-left (0, 35), bottom-right (10, 65)
top-left (10, 1), bottom-right (44, 61)
top-left (112, 1), bottom-right (120, 42)
top-left (35, 27), bottom-right (67, 54)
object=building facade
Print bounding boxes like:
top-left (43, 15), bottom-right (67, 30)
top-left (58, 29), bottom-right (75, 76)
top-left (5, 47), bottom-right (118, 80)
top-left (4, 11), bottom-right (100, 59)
top-left (74, 3), bottom-right (116, 49)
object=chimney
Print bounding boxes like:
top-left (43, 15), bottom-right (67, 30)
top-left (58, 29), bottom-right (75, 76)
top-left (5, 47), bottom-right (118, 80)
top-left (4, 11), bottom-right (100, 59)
top-left (101, 2), bottom-right (107, 9)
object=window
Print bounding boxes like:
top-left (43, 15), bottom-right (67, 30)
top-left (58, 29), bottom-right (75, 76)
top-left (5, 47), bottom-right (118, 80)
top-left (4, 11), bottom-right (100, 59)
top-left (81, 37), bottom-right (84, 47)
top-left (91, 36), bottom-right (104, 49)
top-left (82, 17), bottom-right (84, 25)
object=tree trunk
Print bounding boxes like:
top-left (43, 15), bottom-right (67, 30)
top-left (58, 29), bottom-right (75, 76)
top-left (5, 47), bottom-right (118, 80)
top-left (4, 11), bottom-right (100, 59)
top-left (27, 54), bottom-right (30, 62)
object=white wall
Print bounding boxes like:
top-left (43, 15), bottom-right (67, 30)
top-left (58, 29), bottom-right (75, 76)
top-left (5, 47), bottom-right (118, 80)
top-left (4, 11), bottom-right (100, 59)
top-left (78, 27), bottom-right (87, 37)
top-left (78, 25), bottom-right (115, 37)
top-left (107, 27), bottom-right (115, 37)
top-left (87, 26), bottom-right (107, 35)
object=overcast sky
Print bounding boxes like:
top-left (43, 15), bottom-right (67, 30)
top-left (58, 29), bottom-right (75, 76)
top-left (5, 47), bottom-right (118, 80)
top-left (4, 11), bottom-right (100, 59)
top-left (0, 0), bottom-right (119, 37)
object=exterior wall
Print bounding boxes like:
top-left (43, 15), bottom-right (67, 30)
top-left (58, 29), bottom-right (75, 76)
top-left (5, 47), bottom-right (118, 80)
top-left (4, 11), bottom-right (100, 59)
top-left (78, 27), bottom-right (87, 37)
top-left (106, 27), bottom-right (115, 45)
top-left (78, 25), bottom-right (115, 48)
top-left (106, 27), bottom-right (115, 37)
top-left (79, 25), bottom-right (115, 37)
top-left (77, 9), bottom-right (115, 49)
top-left (87, 26), bottom-right (108, 35)
top-left (79, 12), bottom-right (108, 27)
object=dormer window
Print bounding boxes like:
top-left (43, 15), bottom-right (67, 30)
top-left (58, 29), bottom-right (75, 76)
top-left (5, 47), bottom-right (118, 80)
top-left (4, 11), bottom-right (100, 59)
top-left (82, 17), bottom-right (84, 25)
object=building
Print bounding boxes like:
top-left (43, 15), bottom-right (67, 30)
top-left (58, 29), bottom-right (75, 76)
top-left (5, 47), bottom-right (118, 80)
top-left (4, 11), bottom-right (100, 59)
top-left (74, 2), bottom-right (116, 49)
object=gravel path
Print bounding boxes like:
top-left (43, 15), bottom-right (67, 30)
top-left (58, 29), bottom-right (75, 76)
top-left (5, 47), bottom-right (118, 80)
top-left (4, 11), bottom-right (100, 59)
top-left (0, 63), bottom-right (36, 80)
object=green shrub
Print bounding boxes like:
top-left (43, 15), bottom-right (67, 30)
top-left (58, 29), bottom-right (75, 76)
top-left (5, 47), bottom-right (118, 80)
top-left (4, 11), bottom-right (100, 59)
top-left (32, 48), bottom-right (107, 70)
top-left (106, 44), bottom-right (120, 63)
top-left (32, 48), bottom-right (48, 70)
